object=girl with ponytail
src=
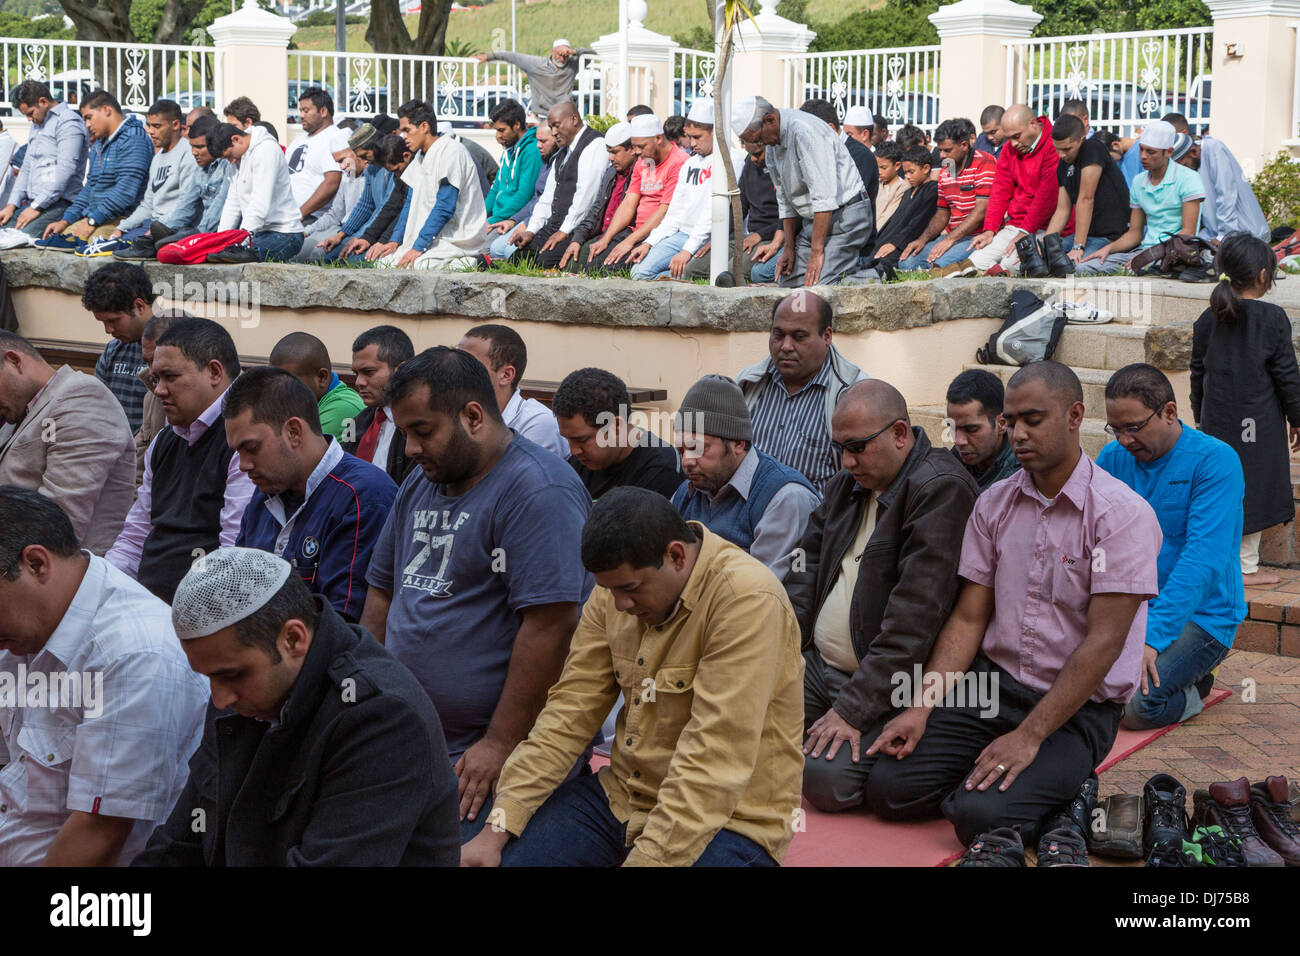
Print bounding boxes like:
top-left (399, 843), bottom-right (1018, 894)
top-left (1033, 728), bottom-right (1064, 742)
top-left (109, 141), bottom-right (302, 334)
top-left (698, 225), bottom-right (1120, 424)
top-left (1191, 231), bottom-right (1300, 585)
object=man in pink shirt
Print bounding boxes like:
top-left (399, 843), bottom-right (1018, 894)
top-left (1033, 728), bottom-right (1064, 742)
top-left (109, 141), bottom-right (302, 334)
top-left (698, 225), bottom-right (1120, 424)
top-left (865, 361), bottom-right (1161, 866)
top-left (583, 114), bottom-right (687, 272)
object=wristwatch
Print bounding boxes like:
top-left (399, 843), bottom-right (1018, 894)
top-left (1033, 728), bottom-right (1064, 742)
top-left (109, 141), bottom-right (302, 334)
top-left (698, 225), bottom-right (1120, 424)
top-left (87, 216), bottom-right (97, 227)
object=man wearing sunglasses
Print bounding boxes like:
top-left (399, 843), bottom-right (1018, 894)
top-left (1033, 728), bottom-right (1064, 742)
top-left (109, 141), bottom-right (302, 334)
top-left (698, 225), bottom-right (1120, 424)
top-left (1096, 363), bottom-right (1244, 731)
top-left (785, 379), bottom-right (978, 814)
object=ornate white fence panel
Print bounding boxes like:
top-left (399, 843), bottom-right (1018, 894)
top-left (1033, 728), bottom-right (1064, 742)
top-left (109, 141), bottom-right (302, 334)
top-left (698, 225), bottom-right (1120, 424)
top-left (1004, 26), bottom-right (1212, 136)
top-left (781, 46), bottom-right (941, 134)
top-left (0, 37), bottom-right (219, 114)
top-left (287, 49), bottom-right (526, 124)
top-left (671, 47), bottom-right (715, 116)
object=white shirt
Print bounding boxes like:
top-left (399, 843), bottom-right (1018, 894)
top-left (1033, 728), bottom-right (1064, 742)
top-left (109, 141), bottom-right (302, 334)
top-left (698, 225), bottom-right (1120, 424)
top-left (398, 134), bottom-right (488, 259)
top-left (372, 406), bottom-right (397, 473)
top-left (0, 555), bottom-right (208, 866)
top-left (647, 148), bottom-right (746, 255)
top-left (527, 127), bottom-right (608, 235)
top-left (503, 390), bottom-right (567, 458)
top-left (287, 123), bottom-right (349, 210)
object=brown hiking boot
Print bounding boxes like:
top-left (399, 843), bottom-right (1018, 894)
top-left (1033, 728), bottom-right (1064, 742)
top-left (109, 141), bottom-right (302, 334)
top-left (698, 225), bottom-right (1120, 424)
top-left (932, 258), bottom-right (977, 278)
top-left (1250, 777), bottom-right (1300, 866)
top-left (1193, 777), bottom-right (1285, 867)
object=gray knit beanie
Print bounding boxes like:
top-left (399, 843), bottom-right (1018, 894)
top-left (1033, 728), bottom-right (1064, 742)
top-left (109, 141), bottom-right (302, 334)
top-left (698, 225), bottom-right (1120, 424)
top-left (674, 374), bottom-right (753, 442)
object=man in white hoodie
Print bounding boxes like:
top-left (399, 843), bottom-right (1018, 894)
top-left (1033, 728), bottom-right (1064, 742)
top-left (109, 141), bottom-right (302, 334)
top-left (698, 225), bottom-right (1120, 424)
top-left (628, 100), bottom-right (735, 281)
top-left (377, 101), bottom-right (486, 271)
top-left (210, 122), bottom-right (304, 261)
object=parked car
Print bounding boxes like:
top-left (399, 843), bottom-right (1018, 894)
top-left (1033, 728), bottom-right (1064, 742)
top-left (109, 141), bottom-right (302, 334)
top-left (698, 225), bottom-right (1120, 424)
top-left (1163, 75), bottom-right (1211, 133)
top-left (0, 69), bottom-right (97, 116)
top-left (175, 89), bottom-right (216, 110)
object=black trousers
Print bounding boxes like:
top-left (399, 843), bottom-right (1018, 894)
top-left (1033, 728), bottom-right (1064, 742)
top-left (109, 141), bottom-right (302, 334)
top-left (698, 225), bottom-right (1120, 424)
top-left (865, 655), bottom-right (1122, 846)
top-left (802, 649), bottom-right (891, 813)
top-left (572, 228), bottom-right (634, 275)
top-left (522, 224), bottom-right (568, 269)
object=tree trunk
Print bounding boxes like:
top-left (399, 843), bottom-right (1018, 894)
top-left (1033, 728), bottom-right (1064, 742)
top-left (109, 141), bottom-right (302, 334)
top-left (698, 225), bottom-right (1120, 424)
top-left (366, 0), bottom-right (454, 56)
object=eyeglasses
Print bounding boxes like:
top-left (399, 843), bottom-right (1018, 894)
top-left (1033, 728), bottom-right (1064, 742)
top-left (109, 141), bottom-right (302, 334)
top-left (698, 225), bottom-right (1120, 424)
top-left (832, 420), bottom-right (901, 457)
top-left (1103, 409), bottom-right (1158, 437)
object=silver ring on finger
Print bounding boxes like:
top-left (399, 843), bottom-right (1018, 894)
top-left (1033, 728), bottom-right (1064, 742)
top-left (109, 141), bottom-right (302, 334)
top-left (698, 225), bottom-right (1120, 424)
top-left (995, 764), bottom-right (1007, 774)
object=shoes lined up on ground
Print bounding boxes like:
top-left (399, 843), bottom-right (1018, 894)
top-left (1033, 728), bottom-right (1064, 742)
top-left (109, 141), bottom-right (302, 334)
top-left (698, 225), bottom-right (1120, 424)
top-left (1193, 776), bottom-right (1286, 867)
top-left (1090, 793), bottom-right (1145, 859)
top-left (1147, 825), bottom-right (1247, 867)
top-left (1136, 771), bottom-right (1297, 867)
top-left (1036, 825), bottom-right (1090, 866)
top-left (1052, 300), bottom-right (1114, 325)
top-left (956, 827), bottom-right (1026, 867)
top-left (1142, 772), bottom-right (1190, 858)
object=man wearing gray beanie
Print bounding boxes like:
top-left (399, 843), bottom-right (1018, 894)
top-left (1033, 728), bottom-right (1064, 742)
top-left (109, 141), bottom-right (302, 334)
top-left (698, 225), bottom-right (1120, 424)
top-left (671, 374), bottom-right (820, 578)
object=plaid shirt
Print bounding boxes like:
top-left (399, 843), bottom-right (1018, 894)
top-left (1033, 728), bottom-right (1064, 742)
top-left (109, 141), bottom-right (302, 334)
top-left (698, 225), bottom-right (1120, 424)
top-left (94, 339), bottom-right (147, 433)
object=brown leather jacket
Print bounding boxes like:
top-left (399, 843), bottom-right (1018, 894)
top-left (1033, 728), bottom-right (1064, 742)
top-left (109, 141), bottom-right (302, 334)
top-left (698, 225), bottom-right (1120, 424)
top-left (783, 427), bottom-right (979, 731)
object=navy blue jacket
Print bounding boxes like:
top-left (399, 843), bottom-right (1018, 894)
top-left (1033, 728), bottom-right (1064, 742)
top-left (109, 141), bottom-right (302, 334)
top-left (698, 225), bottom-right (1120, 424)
top-left (236, 445), bottom-right (396, 621)
top-left (65, 114), bottom-right (153, 224)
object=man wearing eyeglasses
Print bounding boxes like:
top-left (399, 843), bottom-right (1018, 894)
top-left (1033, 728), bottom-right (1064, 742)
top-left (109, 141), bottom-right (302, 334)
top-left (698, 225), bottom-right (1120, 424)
top-left (1096, 363), bottom-right (1245, 731)
top-left (785, 379), bottom-right (978, 814)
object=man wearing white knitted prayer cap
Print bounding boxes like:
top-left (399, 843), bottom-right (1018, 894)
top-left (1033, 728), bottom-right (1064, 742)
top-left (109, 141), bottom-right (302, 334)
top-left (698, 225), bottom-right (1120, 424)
top-left (581, 110), bottom-right (690, 272)
top-left (0, 486), bottom-right (206, 866)
top-left (843, 105), bottom-right (874, 149)
top-left (475, 38), bottom-right (593, 120)
top-left (132, 546), bottom-right (461, 866)
top-left (629, 99), bottom-right (746, 281)
top-left (731, 94), bottom-right (871, 286)
top-left (559, 120), bottom-right (643, 269)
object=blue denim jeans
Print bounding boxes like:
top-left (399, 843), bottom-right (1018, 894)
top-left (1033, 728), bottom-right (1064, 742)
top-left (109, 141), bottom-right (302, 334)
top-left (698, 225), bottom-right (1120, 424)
top-left (499, 771), bottom-right (778, 866)
top-left (488, 231), bottom-right (519, 260)
top-left (1063, 235), bottom-right (1131, 276)
top-left (898, 234), bottom-right (976, 271)
top-left (1122, 620), bottom-right (1230, 730)
top-left (630, 230), bottom-right (688, 279)
top-left (250, 230), bottom-right (304, 262)
top-left (750, 255), bottom-right (777, 283)
top-left (16, 199), bottom-right (71, 237)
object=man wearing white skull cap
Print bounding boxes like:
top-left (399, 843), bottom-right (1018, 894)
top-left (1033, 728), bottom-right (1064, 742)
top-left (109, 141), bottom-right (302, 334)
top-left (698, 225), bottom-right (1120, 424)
top-left (132, 546), bottom-right (461, 866)
top-left (476, 39), bottom-right (594, 121)
top-left (731, 95), bottom-right (871, 286)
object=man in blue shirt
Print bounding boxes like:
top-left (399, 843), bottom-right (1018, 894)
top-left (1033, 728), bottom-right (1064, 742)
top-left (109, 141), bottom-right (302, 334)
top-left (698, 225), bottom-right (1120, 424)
top-left (227, 366), bottom-right (396, 623)
top-left (1096, 363), bottom-right (1245, 730)
top-left (360, 346), bottom-right (591, 843)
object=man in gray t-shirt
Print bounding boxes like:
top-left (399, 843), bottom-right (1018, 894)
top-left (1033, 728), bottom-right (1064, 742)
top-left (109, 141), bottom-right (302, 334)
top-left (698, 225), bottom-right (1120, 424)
top-left (110, 99), bottom-right (200, 250)
top-left (361, 346), bottom-right (591, 845)
top-left (478, 40), bottom-right (594, 120)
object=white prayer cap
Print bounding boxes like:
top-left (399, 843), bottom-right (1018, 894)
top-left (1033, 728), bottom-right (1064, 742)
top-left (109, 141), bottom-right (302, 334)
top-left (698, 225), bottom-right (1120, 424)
top-left (628, 114), bottom-right (663, 138)
top-left (171, 547), bottom-right (292, 641)
top-left (844, 105), bottom-right (874, 128)
top-left (1139, 120), bottom-right (1177, 150)
top-left (686, 98), bottom-right (714, 126)
top-left (437, 121), bottom-right (453, 137)
top-left (731, 95), bottom-right (774, 137)
top-left (604, 121), bottom-right (632, 148)
top-left (553, 38), bottom-right (570, 49)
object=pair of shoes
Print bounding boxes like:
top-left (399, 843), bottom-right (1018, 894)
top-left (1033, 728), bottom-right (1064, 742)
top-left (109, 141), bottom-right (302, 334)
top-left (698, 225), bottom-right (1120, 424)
top-left (1033, 773), bottom-right (1096, 866)
top-left (1148, 826), bottom-right (1247, 867)
top-left (1015, 235), bottom-right (1051, 278)
top-left (206, 243), bottom-right (259, 264)
top-left (1192, 776), bottom-right (1299, 865)
top-left (1246, 776), bottom-right (1300, 865)
top-left (1052, 299), bottom-right (1114, 324)
top-left (75, 235), bottom-right (131, 258)
top-left (956, 827), bottom-right (1026, 866)
top-left (0, 227), bottom-right (34, 250)
top-left (33, 232), bottom-right (84, 253)
top-left (931, 258), bottom-right (977, 278)
top-left (1143, 772), bottom-right (1190, 856)
top-left (1179, 265), bottom-right (1216, 283)
top-left (112, 238), bottom-right (158, 261)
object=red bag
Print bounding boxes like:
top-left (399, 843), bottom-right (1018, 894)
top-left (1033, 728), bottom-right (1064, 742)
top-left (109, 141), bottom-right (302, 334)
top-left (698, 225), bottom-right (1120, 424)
top-left (1274, 229), bottom-right (1300, 264)
top-left (156, 229), bottom-right (251, 265)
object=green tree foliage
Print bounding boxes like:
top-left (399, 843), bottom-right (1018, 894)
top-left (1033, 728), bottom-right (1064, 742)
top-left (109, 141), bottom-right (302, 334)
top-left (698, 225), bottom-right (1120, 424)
top-left (1252, 152), bottom-right (1300, 230)
top-left (0, 10), bottom-right (73, 38)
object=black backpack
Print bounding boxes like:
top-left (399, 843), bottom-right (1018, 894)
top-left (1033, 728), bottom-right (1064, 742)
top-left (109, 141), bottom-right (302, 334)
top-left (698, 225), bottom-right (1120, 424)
top-left (975, 289), bottom-right (1067, 366)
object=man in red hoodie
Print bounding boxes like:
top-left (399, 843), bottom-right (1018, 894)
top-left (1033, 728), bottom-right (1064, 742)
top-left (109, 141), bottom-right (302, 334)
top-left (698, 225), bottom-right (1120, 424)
top-left (944, 106), bottom-right (1058, 276)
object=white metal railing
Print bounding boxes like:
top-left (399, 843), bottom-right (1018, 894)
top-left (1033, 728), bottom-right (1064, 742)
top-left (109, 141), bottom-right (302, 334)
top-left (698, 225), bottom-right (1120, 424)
top-left (0, 36), bottom-right (218, 114)
top-left (671, 46), bottom-right (716, 116)
top-left (287, 49), bottom-right (526, 125)
top-left (576, 53), bottom-right (603, 119)
top-left (1004, 26), bottom-right (1212, 136)
top-left (781, 45), bottom-right (942, 134)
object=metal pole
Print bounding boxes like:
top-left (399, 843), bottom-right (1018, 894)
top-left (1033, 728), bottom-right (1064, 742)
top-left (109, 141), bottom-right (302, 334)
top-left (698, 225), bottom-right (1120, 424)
top-left (618, 0), bottom-right (629, 116)
top-left (336, 0), bottom-right (346, 115)
top-left (512, 0), bottom-right (517, 54)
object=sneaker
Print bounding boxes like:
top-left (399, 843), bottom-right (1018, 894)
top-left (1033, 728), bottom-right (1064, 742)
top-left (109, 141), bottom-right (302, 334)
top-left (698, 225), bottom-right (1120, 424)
top-left (1036, 825), bottom-right (1089, 866)
top-left (1090, 793), bottom-right (1145, 859)
top-left (1193, 777), bottom-right (1285, 866)
top-left (1186, 825), bottom-right (1247, 867)
top-left (0, 227), bottom-right (34, 250)
top-left (1053, 299), bottom-right (1114, 324)
top-left (1143, 773), bottom-right (1189, 856)
top-left (75, 235), bottom-right (130, 258)
top-left (985, 264), bottom-right (1008, 277)
top-left (1042, 773), bottom-right (1097, 841)
top-left (206, 243), bottom-right (259, 264)
top-left (33, 232), bottom-right (83, 252)
top-left (1146, 841), bottom-right (1190, 867)
top-left (1249, 776), bottom-right (1300, 866)
top-left (955, 827), bottom-right (1026, 866)
top-left (111, 239), bottom-right (158, 261)
top-left (1290, 779), bottom-right (1300, 825)
top-left (932, 258), bottom-right (977, 279)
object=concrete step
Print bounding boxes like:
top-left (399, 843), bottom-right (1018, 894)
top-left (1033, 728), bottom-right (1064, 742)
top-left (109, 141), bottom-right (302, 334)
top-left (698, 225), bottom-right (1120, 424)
top-left (1052, 323), bottom-right (1147, 371)
top-left (964, 362), bottom-right (1115, 415)
top-left (911, 403), bottom-right (1111, 459)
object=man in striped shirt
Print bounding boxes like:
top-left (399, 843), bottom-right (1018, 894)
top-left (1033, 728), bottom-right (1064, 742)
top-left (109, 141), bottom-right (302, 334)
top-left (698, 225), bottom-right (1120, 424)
top-left (899, 118), bottom-right (997, 272)
top-left (735, 291), bottom-right (868, 491)
top-left (82, 261), bottom-right (155, 433)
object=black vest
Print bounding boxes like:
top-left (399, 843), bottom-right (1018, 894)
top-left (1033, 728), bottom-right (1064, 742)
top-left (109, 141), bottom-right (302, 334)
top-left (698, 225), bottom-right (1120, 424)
top-left (138, 413), bottom-right (237, 603)
top-left (544, 125), bottom-right (601, 233)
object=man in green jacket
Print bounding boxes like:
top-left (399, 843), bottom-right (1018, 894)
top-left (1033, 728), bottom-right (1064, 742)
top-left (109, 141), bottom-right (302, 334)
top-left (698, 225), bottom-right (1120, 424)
top-left (485, 99), bottom-right (542, 226)
top-left (269, 331), bottom-right (364, 443)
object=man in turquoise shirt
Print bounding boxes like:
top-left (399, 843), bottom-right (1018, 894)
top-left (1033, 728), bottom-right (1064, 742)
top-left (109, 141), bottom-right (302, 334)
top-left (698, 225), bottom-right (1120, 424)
top-left (1081, 120), bottom-right (1204, 275)
top-left (1097, 363), bottom-right (1245, 730)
